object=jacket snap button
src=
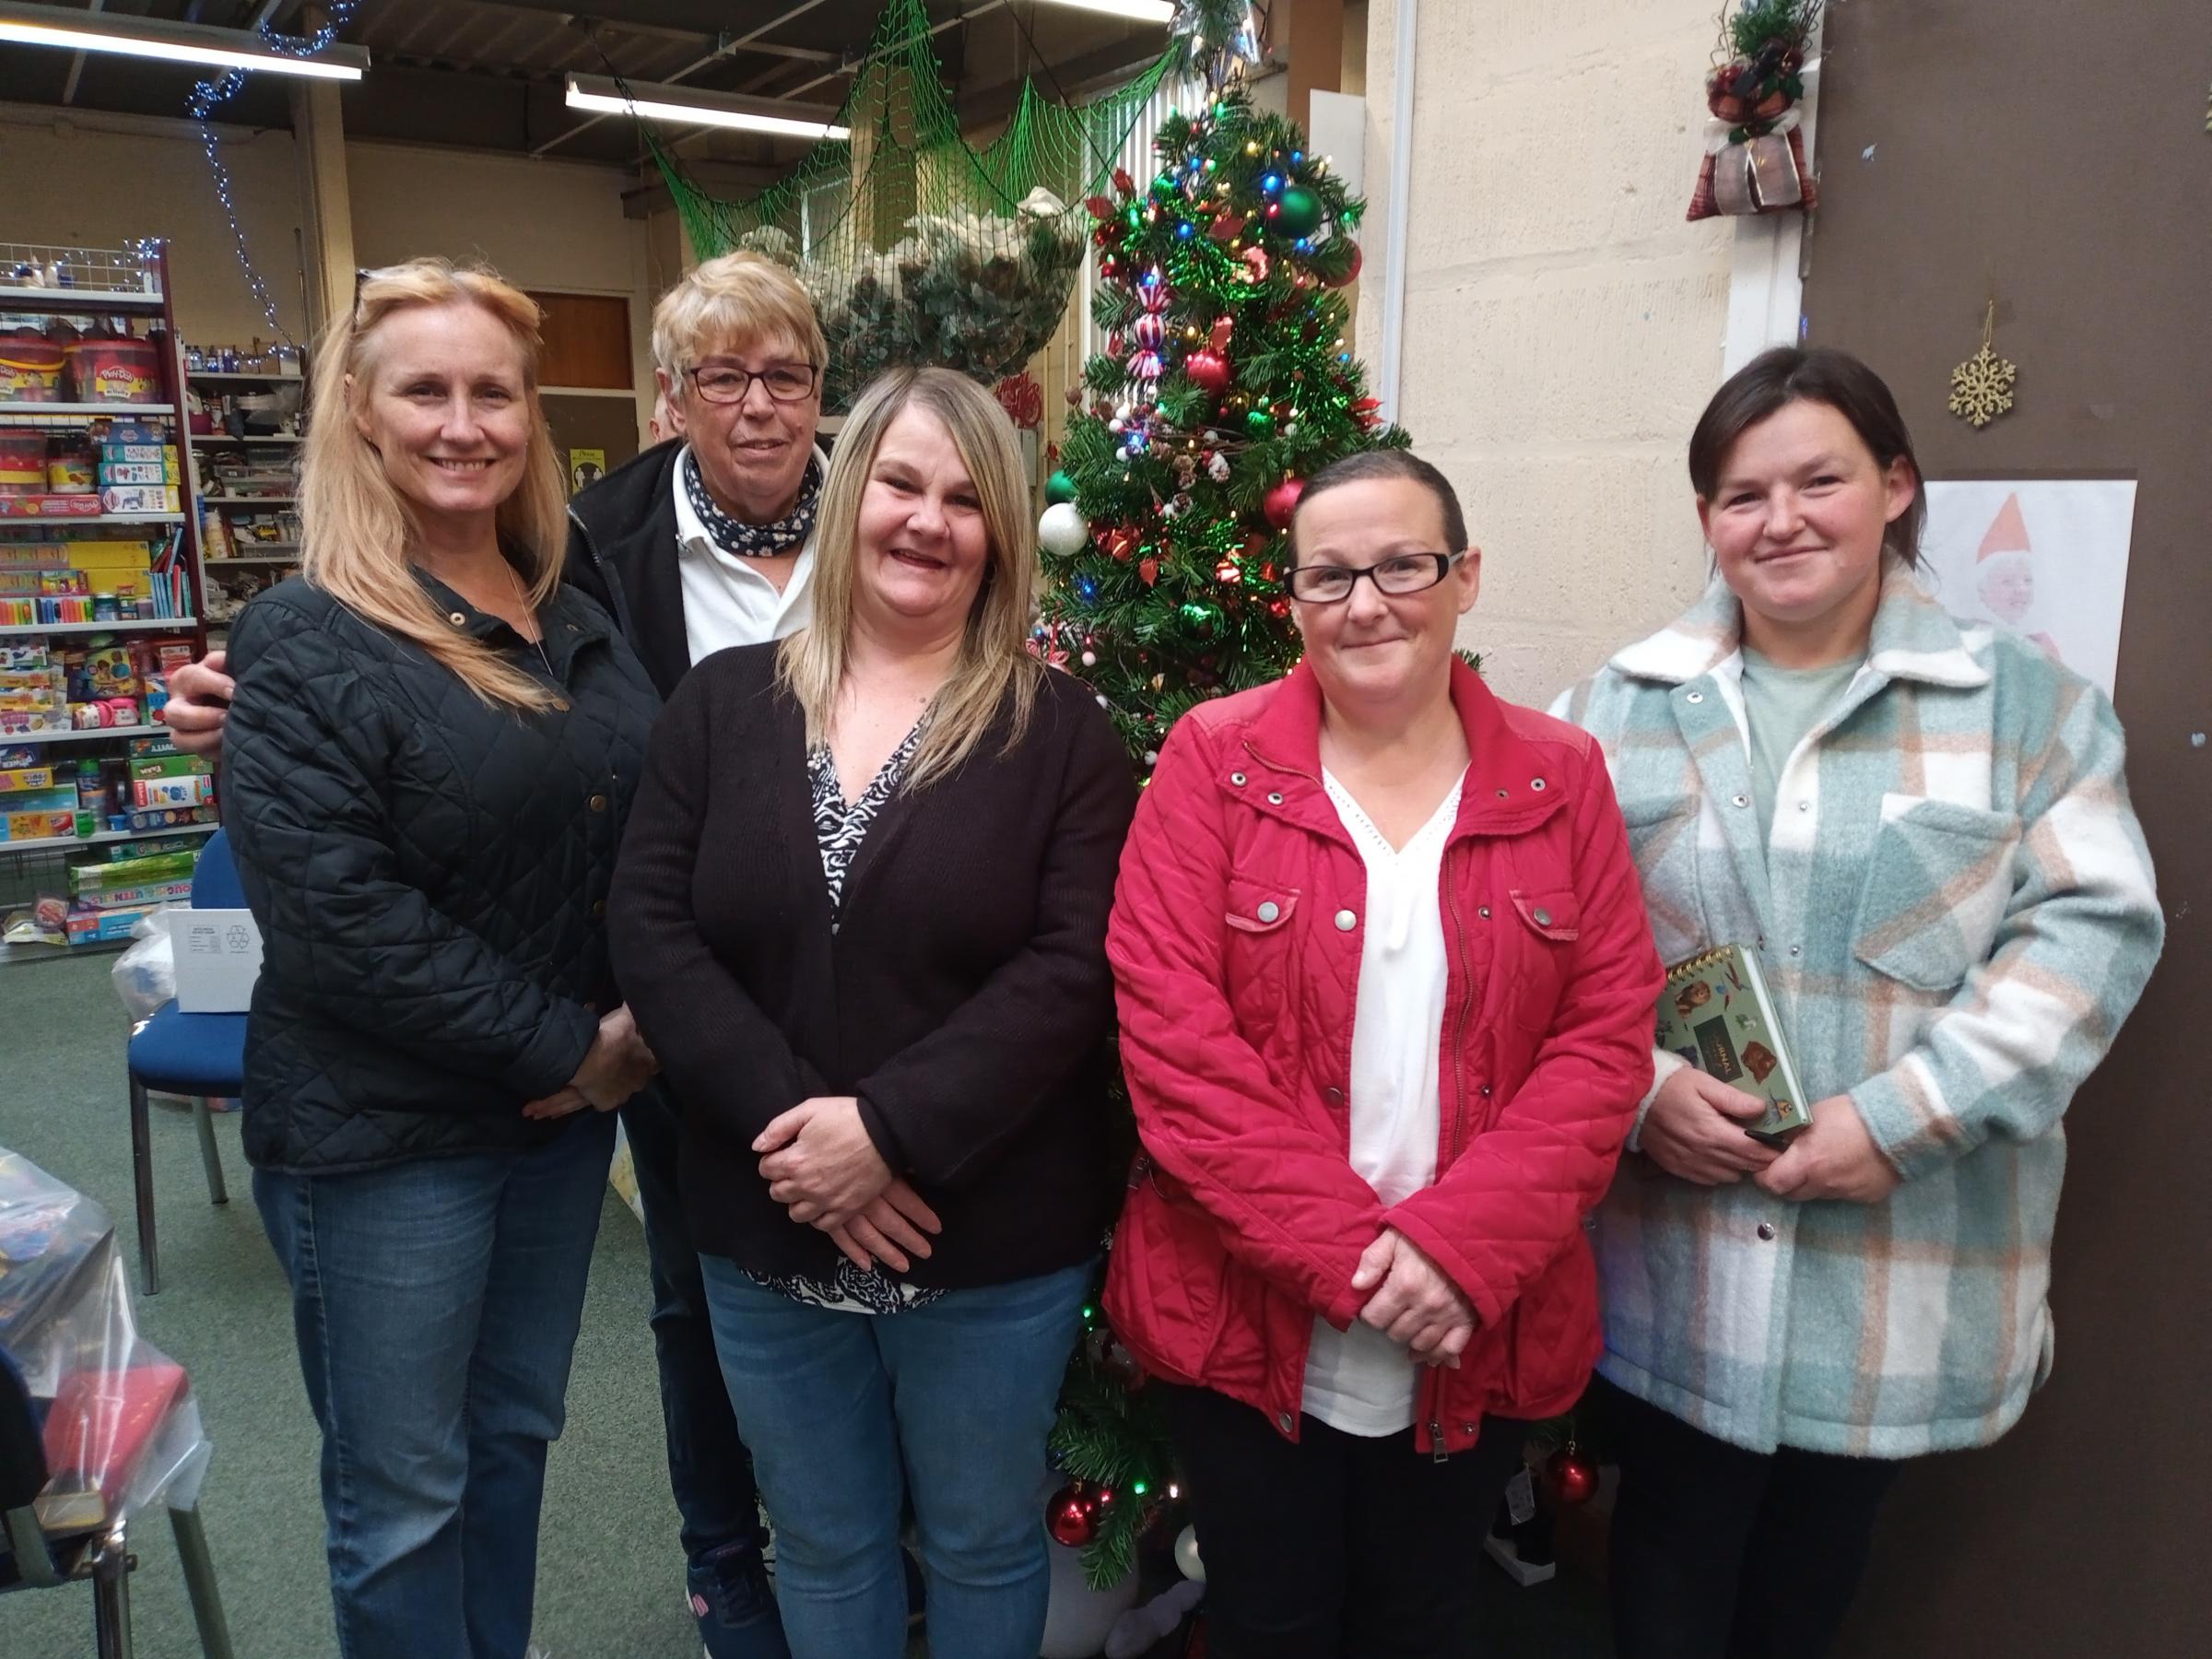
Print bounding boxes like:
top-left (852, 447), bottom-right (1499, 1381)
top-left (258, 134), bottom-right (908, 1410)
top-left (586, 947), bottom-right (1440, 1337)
top-left (1462, 1421), bottom-right (1479, 1434)
top-left (1533, 907), bottom-right (1552, 926)
top-left (1529, 777), bottom-right (1546, 791)
top-left (1757, 1222), bottom-right (1777, 1241)
top-left (1789, 944), bottom-right (1801, 957)
top-left (1480, 1085), bottom-right (1492, 1097)
top-left (1495, 788), bottom-right (1509, 799)
top-left (1334, 909), bottom-right (1357, 931)
top-left (448, 610), bottom-right (467, 626)
top-left (1256, 900), bottom-right (1279, 923)
top-left (1478, 905), bottom-right (1490, 919)
top-left (1277, 1411), bottom-right (1295, 1434)
top-left (591, 900), bottom-right (606, 918)
top-left (1266, 791), bottom-right (1284, 805)
top-left (1797, 800), bottom-right (1811, 812)
top-left (1230, 771), bottom-right (1247, 786)
top-left (1324, 1087), bottom-right (1344, 1105)
top-left (1686, 690), bottom-right (1704, 703)
top-left (566, 622), bottom-right (580, 632)
top-left (1733, 794), bottom-right (1749, 807)
top-left (583, 1002), bottom-right (598, 1016)
top-left (588, 793), bottom-right (608, 812)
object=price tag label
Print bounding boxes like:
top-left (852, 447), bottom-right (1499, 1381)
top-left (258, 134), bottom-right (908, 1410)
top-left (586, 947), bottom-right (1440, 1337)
top-left (1505, 1466), bottom-right (1536, 1526)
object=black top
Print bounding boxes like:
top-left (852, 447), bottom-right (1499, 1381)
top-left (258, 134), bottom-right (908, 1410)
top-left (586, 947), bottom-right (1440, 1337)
top-left (222, 573), bottom-right (659, 1173)
top-left (563, 438), bottom-right (691, 700)
top-left (607, 641), bottom-right (1138, 1288)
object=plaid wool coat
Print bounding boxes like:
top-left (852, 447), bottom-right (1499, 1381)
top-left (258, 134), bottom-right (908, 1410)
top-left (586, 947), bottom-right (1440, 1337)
top-left (1552, 564), bottom-right (2163, 1456)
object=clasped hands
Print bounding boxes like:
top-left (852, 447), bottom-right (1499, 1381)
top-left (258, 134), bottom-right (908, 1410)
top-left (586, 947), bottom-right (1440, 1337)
top-left (1641, 1067), bottom-right (1900, 1204)
top-left (522, 1004), bottom-right (658, 1119)
top-left (1350, 1228), bottom-right (1477, 1370)
top-left (754, 1096), bottom-right (942, 1277)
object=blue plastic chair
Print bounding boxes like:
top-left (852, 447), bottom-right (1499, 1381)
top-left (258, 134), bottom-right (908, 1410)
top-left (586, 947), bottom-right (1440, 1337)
top-left (124, 830), bottom-right (246, 1296)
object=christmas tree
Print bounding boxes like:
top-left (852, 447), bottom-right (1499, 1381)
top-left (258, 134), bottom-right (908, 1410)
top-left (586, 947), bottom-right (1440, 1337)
top-left (1032, 78), bottom-right (1406, 773)
top-left (1035, 10), bottom-right (1413, 1596)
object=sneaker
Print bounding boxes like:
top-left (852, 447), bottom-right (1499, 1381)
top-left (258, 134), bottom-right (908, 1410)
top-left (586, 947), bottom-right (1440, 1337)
top-left (687, 1538), bottom-right (792, 1659)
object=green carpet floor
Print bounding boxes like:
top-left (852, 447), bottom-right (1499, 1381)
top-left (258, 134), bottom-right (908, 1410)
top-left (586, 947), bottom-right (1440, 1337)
top-left (0, 952), bottom-right (1611, 1657)
top-left (0, 952), bottom-right (696, 1658)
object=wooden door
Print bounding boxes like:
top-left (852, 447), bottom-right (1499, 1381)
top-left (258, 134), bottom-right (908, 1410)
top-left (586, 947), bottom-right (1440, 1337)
top-left (1799, 4), bottom-right (2210, 1650)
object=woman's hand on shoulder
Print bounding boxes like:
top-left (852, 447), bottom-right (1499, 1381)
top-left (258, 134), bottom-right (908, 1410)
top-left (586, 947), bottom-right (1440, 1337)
top-left (1640, 1066), bottom-right (1781, 1185)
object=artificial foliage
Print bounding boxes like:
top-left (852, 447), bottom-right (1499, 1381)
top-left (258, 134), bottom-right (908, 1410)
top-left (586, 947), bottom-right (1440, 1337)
top-left (1033, 83), bottom-right (1407, 768)
top-left (1047, 1289), bottom-right (1182, 1588)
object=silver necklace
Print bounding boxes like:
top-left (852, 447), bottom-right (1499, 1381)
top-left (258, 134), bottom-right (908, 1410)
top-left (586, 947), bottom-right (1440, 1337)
top-left (507, 565), bottom-right (558, 682)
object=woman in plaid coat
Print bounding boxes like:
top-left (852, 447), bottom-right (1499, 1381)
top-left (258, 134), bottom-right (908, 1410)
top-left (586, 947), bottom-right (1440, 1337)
top-left (1556, 348), bottom-right (2163, 1659)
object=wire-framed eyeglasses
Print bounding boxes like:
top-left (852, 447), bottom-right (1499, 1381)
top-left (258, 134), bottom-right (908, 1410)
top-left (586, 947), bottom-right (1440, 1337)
top-left (1286, 550), bottom-right (1468, 605)
top-left (685, 362), bottom-right (819, 405)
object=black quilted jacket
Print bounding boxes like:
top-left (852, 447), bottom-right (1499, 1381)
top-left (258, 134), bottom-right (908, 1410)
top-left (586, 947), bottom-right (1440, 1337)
top-left (221, 572), bottom-right (659, 1172)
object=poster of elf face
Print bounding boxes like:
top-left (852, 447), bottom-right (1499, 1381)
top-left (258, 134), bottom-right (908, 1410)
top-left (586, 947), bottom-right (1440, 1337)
top-left (1919, 480), bottom-right (2138, 697)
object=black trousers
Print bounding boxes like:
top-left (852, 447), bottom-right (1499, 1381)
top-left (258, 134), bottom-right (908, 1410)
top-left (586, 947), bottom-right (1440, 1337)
top-left (621, 1082), bottom-right (763, 1562)
top-left (1158, 1382), bottom-right (1526, 1659)
top-left (1601, 1378), bottom-right (1901, 1659)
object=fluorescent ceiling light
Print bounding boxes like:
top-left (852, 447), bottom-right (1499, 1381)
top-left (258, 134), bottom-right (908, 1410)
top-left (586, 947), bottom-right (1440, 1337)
top-left (0, 1), bottom-right (368, 80)
top-left (1036, 1), bottom-right (1177, 20)
top-left (566, 74), bottom-right (849, 141)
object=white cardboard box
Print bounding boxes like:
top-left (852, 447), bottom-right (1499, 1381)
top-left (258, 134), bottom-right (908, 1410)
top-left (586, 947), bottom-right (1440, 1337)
top-left (168, 907), bottom-right (263, 1014)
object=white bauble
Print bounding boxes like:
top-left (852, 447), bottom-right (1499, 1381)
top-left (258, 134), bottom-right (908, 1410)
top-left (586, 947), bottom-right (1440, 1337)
top-left (1039, 502), bottom-right (1090, 557)
top-left (1174, 1523), bottom-right (1205, 1583)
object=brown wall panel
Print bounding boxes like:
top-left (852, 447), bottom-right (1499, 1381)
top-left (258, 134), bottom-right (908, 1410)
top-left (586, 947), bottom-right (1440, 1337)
top-left (528, 291), bottom-right (633, 390)
top-left (1798, 3), bottom-right (2211, 1650)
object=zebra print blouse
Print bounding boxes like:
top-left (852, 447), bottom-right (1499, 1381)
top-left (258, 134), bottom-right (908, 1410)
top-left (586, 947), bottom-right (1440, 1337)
top-left (747, 717), bottom-right (947, 1314)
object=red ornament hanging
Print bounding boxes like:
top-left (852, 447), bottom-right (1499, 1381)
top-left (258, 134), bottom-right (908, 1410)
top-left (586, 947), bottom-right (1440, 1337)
top-left (1046, 1484), bottom-right (1098, 1547)
top-left (1184, 348), bottom-right (1232, 395)
top-left (1262, 477), bottom-right (1305, 530)
top-left (1139, 556), bottom-right (1160, 586)
top-left (1325, 241), bottom-right (1365, 288)
top-left (1241, 246), bottom-right (1272, 284)
top-left (1209, 314), bottom-right (1234, 352)
top-left (1103, 527), bottom-right (1136, 563)
top-left (1085, 194), bottom-right (1116, 220)
top-left (1209, 210), bottom-right (1248, 243)
top-left (1547, 1444), bottom-right (1600, 1507)
top-left (1113, 167), bottom-right (1135, 197)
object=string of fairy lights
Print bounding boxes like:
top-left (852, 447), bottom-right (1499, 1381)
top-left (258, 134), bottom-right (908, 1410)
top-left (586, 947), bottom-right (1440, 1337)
top-left (186, 1), bottom-right (360, 347)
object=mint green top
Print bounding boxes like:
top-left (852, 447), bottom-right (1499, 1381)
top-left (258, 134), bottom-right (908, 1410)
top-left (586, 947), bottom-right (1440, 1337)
top-left (1738, 647), bottom-right (1865, 833)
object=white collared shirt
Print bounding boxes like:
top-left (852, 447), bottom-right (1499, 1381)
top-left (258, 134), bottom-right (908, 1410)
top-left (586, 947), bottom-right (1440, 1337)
top-left (672, 442), bottom-right (824, 663)
top-left (1300, 767), bottom-right (1464, 1437)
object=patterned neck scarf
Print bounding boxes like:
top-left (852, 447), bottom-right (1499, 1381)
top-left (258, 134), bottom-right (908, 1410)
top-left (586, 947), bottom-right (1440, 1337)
top-left (681, 443), bottom-right (820, 559)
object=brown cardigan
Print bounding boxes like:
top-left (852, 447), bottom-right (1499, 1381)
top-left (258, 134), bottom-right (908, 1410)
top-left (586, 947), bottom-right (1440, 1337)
top-left (608, 641), bottom-right (1138, 1288)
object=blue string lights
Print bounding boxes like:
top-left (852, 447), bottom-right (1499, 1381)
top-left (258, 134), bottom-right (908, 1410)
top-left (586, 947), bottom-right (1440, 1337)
top-left (186, 2), bottom-right (359, 346)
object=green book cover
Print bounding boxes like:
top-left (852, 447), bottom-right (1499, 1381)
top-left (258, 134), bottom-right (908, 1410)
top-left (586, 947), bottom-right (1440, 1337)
top-left (1655, 944), bottom-right (1812, 1146)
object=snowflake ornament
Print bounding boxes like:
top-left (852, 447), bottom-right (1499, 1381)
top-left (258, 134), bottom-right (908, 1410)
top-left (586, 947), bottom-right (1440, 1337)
top-left (1948, 303), bottom-right (2018, 429)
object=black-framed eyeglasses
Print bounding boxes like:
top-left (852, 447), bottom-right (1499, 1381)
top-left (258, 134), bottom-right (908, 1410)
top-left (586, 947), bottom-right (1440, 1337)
top-left (685, 362), bottom-right (818, 405)
top-left (1286, 550), bottom-right (1467, 604)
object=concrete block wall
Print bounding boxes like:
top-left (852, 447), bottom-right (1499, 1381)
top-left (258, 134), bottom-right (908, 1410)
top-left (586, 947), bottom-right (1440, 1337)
top-left (1357, 1), bottom-right (1739, 705)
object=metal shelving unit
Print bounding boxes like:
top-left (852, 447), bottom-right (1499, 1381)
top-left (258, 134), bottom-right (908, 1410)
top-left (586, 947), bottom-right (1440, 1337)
top-left (2, 241), bottom-right (216, 959)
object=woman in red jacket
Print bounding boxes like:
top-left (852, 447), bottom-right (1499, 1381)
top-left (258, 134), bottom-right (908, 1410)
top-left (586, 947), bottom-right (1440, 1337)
top-left (1104, 450), bottom-right (1664, 1657)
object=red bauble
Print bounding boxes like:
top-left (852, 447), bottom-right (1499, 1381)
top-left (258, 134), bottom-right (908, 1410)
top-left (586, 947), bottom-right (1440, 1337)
top-left (1085, 194), bottom-right (1116, 221)
top-left (1325, 241), bottom-right (1365, 288)
top-left (1184, 348), bottom-right (1232, 395)
top-left (1262, 477), bottom-right (1305, 530)
top-left (1112, 167), bottom-right (1135, 197)
top-left (1209, 314), bottom-right (1234, 351)
top-left (1547, 1446), bottom-right (1600, 1507)
top-left (1103, 527), bottom-right (1136, 563)
top-left (1138, 556), bottom-right (1160, 586)
top-left (1046, 1484), bottom-right (1098, 1547)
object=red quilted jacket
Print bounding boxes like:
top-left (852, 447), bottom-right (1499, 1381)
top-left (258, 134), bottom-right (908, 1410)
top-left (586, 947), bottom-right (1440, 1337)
top-left (1103, 660), bottom-right (1663, 1458)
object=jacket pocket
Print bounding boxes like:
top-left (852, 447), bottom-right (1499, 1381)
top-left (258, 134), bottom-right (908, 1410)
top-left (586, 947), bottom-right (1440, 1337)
top-left (1618, 793), bottom-right (1702, 963)
top-left (1508, 886), bottom-right (1582, 1027)
top-left (1111, 1165), bottom-right (1232, 1376)
top-left (1224, 879), bottom-right (1300, 934)
top-left (1851, 794), bottom-right (2021, 993)
top-left (1223, 877), bottom-right (1300, 1024)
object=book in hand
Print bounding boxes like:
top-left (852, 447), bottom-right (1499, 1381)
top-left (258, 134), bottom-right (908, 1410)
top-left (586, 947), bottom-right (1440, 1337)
top-left (1656, 945), bottom-right (1811, 1147)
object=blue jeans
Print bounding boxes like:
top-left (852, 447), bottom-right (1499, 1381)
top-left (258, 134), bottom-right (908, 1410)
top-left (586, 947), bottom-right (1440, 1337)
top-left (620, 1081), bottom-right (762, 1561)
top-left (699, 1255), bottom-right (1092, 1659)
top-left (253, 1112), bottom-right (615, 1659)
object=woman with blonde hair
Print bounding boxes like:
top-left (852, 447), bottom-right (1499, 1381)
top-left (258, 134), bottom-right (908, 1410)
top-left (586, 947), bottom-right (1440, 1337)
top-left (611, 364), bottom-right (1137, 1659)
top-left (221, 258), bottom-right (661, 1658)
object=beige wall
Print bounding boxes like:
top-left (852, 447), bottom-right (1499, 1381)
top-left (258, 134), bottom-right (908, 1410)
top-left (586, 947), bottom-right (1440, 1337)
top-left (0, 103), bottom-right (660, 440)
top-left (1357, 1), bottom-right (1736, 705)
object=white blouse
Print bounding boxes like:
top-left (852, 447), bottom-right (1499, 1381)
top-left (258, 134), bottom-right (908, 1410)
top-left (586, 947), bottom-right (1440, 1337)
top-left (1300, 768), bottom-right (1464, 1437)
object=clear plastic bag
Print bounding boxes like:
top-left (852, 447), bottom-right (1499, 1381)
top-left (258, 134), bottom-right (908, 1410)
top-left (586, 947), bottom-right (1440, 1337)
top-left (0, 1148), bottom-right (212, 1535)
top-left (109, 903), bottom-right (180, 1021)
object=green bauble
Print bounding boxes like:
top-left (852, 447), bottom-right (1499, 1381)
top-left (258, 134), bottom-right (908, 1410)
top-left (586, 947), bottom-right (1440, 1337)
top-left (1276, 184), bottom-right (1323, 237)
top-left (1244, 406), bottom-right (1276, 437)
top-left (1045, 469), bottom-right (1079, 506)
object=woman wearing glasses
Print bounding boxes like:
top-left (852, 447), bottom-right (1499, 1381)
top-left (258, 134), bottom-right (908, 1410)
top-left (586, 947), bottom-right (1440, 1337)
top-left (1103, 450), bottom-right (1664, 1657)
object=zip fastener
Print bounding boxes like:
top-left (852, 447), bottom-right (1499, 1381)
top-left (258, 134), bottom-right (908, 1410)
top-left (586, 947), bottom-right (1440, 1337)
top-left (1441, 844), bottom-right (1475, 1168)
top-left (1420, 1369), bottom-right (1450, 1462)
top-left (566, 507), bottom-right (639, 649)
